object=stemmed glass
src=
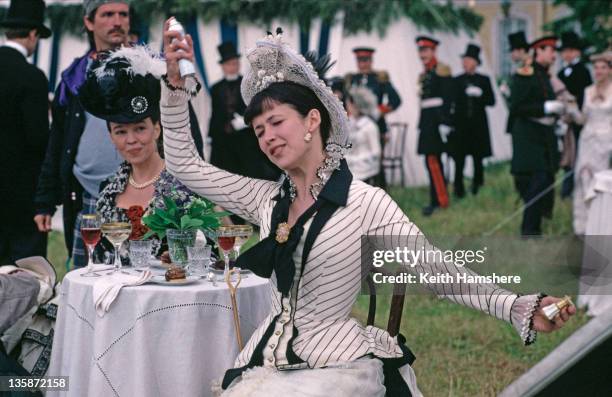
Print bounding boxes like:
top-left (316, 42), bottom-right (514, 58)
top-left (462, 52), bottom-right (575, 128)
top-left (233, 225), bottom-right (253, 258)
top-left (217, 226), bottom-right (236, 278)
top-left (80, 214), bottom-right (102, 277)
top-left (101, 221), bottom-right (132, 274)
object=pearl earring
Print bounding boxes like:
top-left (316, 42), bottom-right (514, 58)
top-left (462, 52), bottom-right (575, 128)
top-left (304, 132), bottom-right (312, 142)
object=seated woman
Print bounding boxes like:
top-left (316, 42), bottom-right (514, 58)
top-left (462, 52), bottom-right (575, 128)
top-left (345, 86), bottom-right (382, 186)
top-left (161, 22), bottom-right (575, 396)
top-left (78, 47), bottom-right (198, 264)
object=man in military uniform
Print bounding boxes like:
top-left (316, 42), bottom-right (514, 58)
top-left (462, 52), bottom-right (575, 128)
top-left (208, 41), bottom-right (280, 182)
top-left (415, 36), bottom-right (453, 216)
top-left (345, 47), bottom-right (401, 189)
top-left (509, 36), bottom-right (564, 236)
top-left (450, 44), bottom-right (495, 198)
top-left (345, 47), bottom-right (401, 136)
top-left (556, 31), bottom-right (592, 198)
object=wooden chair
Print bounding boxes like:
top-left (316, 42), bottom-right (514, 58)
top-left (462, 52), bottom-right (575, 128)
top-left (365, 266), bottom-right (408, 337)
top-left (382, 122), bottom-right (409, 187)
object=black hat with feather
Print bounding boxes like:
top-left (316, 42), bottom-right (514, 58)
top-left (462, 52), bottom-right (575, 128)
top-left (78, 46), bottom-right (166, 124)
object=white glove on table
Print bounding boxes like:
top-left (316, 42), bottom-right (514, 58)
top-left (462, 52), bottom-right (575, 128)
top-left (465, 85), bottom-right (483, 97)
top-left (231, 113), bottom-right (247, 130)
top-left (544, 100), bottom-right (566, 115)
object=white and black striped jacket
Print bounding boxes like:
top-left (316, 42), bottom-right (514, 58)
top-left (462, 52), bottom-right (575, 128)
top-left (160, 85), bottom-right (540, 373)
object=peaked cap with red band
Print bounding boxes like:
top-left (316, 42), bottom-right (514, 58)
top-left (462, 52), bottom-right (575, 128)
top-left (530, 35), bottom-right (558, 49)
top-left (415, 35), bottom-right (439, 49)
top-left (352, 47), bottom-right (375, 58)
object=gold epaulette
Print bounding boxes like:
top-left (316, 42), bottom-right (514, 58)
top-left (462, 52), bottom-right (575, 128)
top-left (436, 62), bottom-right (452, 77)
top-left (376, 70), bottom-right (389, 83)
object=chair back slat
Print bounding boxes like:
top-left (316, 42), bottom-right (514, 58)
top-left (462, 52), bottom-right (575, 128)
top-left (382, 122), bottom-right (409, 187)
top-left (367, 266), bottom-right (407, 336)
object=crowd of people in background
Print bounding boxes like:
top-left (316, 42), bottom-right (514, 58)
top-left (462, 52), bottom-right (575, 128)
top-left (335, 30), bottom-right (610, 239)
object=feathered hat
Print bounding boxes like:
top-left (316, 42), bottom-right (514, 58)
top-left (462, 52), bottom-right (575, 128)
top-left (78, 45), bottom-right (166, 124)
top-left (241, 29), bottom-right (350, 155)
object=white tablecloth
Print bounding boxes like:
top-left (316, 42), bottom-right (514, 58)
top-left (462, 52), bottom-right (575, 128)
top-left (47, 268), bottom-right (271, 397)
top-left (579, 170), bottom-right (612, 316)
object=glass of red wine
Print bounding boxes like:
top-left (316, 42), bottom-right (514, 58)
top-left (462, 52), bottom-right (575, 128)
top-left (81, 214), bottom-right (102, 277)
top-left (217, 226), bottom-right (237, 278)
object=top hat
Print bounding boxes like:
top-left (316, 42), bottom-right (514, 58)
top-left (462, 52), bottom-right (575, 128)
top-left (0, 0), bottom-right (51, 38)
top-left (415, 36), bottom-right (439, 49)
top-left (217, 41), bottom-right (240, 64)
top-left (352, 47), bottom-right (375, 59)
top-left (461, 43), bottom-right (481, 64)
top-left (530, 35), bottom-right (558, 49)
top-left (508, 31), bottom-right (529, 51)
top-left (557, 31), bottom-right (585, 51)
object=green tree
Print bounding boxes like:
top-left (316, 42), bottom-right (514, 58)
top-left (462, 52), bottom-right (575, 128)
top-left (548, 0), bottom-right (612, 53)
top-left (2, 0), bottom-right (483, 37)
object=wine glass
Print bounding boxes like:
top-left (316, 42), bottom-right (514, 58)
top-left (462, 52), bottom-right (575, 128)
top-left (233, 225), bottom-right (253, 258)
top-left (101, 221), bottom-right (132, 274)
top-left (217, 226), bottom-right (236, 278)
top-left (80, 214), bottom-right (102, 277)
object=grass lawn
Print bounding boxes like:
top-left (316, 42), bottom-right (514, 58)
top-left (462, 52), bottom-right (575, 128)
top-left (46, 162), bottom-right (588, 396)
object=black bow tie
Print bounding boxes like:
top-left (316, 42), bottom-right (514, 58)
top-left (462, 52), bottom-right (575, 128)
top-left (236, 180), bottom-right (324, 296)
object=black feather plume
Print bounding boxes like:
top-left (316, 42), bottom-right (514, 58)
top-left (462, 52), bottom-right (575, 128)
top-left (303, 50), bottom-right (336, 81)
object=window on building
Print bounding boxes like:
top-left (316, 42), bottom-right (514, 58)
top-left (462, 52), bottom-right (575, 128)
top-left (499, 17), bottom-right (527, 78)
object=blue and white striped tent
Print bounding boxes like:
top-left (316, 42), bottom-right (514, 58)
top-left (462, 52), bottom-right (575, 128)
top-left (1, 1), bottom-right (510, 187)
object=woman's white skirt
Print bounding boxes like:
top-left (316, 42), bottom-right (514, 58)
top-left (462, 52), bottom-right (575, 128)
top-left (214, 357), bottom-right (422, 397)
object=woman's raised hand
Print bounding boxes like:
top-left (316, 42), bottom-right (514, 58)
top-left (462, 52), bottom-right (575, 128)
top-left (163, 17), bottom-right (195, 87)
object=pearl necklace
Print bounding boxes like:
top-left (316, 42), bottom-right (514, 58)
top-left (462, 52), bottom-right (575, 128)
top-left (128, 168), bottom-right (163, 190)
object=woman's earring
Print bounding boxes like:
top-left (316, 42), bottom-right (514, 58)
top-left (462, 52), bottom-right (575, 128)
top-left (304, 132), bottom-right (313, 142)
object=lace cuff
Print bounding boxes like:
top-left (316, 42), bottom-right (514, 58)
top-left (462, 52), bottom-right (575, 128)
top-left (160, 75), bottom-right (200, 106)
top-left (510, 293), bottom-right (545, 345)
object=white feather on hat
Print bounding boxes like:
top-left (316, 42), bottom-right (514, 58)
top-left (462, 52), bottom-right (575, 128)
top-left (93, 45), bottom-right (166, 80)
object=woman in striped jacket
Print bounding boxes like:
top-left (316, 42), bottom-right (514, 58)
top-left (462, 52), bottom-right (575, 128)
top-left (161, 21), bottom-right (575, 397)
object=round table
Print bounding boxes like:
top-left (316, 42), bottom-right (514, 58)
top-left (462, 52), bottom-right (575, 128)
top-left (46, 267), bottom-right (271, 397)
top-left (579, 169), bottom-right (612, 316)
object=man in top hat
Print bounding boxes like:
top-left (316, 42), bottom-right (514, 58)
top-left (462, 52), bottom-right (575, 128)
top-left (509, 35), bottom-right (564, 235)
top-left (450, 44), bottom-right (495, 198)
top-left (208, 42), bottom-right (280, 182)
top-left (503, 31), bottom-right (531, 134)
top-left (32, 0), bottom-right (204, 267)
top-left (556, 31), bottom-right (592, 198)
top-left (415, 35), bottom-right (454, 216)
top-left (557, 31), bottom-right (592, 109)
top-left (509, 31), bottom-right (530, 68)
top-left (0, 0), bottom-right (52, 264)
